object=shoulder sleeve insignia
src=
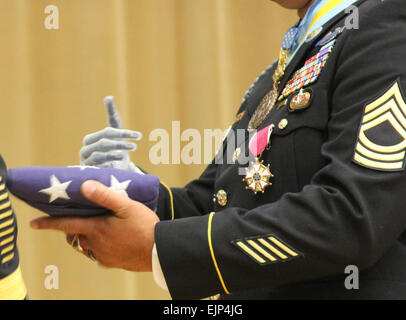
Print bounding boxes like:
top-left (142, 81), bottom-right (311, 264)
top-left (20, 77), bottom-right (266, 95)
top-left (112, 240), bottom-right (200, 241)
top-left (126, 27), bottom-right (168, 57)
top-left (353, 80), bottom-right (406, 171)
top-left (231, 235), bottom-right (302, 266)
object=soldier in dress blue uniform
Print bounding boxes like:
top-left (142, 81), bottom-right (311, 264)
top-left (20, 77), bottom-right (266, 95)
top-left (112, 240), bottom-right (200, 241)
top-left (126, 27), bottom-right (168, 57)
top-left (32, 0), bottom-right (406, 299)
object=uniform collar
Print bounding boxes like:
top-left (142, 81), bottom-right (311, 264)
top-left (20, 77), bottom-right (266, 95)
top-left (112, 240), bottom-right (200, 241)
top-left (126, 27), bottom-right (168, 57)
top-left (287, 0), bottom-right (361, 66)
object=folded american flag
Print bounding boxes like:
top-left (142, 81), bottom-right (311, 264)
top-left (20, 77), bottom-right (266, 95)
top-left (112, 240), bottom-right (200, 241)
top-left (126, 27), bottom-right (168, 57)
top-left (6, 166), bottom-right (160, 217)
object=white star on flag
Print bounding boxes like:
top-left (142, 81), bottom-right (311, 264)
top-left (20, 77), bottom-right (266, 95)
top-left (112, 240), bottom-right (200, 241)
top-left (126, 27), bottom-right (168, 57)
top-left (108, 175), bottom-right (131, 197)
top-left (39, 175), bottom-right (72, 203)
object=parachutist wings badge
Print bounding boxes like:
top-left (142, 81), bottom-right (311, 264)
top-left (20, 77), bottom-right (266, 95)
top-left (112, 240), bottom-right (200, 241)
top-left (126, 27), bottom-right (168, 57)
top-left (353, 80), bottom-right (406, 171)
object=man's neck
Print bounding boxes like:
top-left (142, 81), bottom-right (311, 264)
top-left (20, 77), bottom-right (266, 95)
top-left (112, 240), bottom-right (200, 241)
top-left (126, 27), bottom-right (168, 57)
top-left (298, 0), bottom-right (317, 19)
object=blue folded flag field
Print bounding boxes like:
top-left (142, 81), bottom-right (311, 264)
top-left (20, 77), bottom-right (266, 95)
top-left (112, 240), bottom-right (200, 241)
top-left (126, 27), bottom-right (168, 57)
top-left (6, 166), bottom-right (159, 217)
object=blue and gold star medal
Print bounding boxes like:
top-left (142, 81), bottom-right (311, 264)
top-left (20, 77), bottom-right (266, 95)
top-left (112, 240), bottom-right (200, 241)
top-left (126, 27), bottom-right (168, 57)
top-left (244, 125), bottom-right (274, 194)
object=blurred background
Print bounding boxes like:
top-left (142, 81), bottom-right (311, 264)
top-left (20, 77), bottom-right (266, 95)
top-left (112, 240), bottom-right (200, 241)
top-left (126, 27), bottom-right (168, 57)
top-left (0, 0), bottom-right (296, 299)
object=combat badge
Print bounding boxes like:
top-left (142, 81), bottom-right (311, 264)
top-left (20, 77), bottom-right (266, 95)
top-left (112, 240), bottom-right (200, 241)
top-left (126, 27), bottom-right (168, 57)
top-left (289, 88), bottom-right (313, 112)
top-left (316, 26), bottom-right (344, 47)
top-left (306, 27), bottom-right (323, 43)
top-left (353, 80), bottom-right (406, 171)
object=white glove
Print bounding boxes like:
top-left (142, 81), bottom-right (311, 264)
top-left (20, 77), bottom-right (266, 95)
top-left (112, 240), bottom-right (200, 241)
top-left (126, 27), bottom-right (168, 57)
top-left (79, 96), bottom-right (143, 173)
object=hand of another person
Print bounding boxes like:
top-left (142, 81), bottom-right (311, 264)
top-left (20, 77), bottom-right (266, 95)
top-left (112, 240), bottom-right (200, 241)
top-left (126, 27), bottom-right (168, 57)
top-left (79, 96), bottom-right (143, 173)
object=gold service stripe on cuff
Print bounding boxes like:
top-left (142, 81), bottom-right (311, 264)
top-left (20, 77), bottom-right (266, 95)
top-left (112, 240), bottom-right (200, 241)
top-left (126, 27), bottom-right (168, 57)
top-left (269, 237), bottom-right (298, 257)
top-left (247, 240), bottom-right (277, 262)
top-left (237, 242), bottom-right (266, 264)
top-left (258, 239), bottom-right (288, 259)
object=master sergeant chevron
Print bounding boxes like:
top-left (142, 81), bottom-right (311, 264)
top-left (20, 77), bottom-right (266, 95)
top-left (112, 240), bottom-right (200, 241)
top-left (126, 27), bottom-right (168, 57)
top-left (353, 79), bottom-right (406, 171)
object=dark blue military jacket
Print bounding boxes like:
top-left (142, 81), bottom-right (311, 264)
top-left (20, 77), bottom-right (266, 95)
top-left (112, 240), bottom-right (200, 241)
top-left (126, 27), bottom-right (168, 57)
top-left (155, 0), bottom-right (406, 299)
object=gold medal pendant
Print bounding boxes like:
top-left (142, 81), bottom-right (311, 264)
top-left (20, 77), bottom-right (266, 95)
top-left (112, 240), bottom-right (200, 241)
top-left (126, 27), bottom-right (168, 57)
top-left (243, 158), bottom-right (274, 194)
top-left (248, 50), bottom-right (289, 130)
top-left (248, 89), bottom-right (278, 130)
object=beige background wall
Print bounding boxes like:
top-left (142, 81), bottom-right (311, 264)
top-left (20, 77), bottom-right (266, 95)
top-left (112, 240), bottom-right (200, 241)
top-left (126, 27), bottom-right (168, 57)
top-left (0, 0), bottom-right (296, 299)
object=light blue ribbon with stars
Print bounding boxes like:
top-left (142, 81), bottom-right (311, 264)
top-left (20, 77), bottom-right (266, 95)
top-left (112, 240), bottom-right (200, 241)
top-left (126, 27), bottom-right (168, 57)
top-left (281, 0), bottom-right (323, 51)
top-left (240, 0), bottom-right (358, 106)
top-left (283, 0), bottom-right (359, 66)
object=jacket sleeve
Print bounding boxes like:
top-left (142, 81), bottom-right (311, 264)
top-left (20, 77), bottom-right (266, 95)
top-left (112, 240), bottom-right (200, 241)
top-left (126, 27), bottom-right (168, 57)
top-left (154, 0), bottom-right (406, 299)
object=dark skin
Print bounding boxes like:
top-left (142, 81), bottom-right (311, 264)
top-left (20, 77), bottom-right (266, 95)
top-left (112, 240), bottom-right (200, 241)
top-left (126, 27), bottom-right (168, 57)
top-left (32, 181), bottom-right (159, 271)
top-left (271, 0), bottom-right (316, 18)
top-left (30, 0), bottom-right (316, 272)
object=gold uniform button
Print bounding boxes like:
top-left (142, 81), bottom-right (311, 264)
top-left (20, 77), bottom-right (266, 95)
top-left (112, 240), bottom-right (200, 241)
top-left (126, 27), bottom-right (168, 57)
top-left (278, 118), bottom-right (288, 130)
top-left (216, 190), bottom-right (228, 207)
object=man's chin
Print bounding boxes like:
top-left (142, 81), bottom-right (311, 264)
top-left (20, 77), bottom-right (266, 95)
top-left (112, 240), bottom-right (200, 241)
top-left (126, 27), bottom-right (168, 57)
top-left (271, 0), bottom-right (313, 10)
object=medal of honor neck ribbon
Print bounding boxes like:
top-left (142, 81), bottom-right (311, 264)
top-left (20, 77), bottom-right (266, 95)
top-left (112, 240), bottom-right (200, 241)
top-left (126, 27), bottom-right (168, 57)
top-left (248, 0), bottom-right (358, 131)
top-left (284, 0), bottom-right (359, 67)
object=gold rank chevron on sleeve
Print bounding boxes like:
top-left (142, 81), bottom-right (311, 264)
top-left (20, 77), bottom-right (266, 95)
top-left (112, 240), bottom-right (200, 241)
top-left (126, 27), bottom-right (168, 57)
top-left (353, 79), bottom-right (406, 171)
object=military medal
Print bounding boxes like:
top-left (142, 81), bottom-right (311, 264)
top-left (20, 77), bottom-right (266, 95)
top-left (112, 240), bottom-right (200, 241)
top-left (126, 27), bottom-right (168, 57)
top-left (248, 21), bottom-right (304, 130)
top-left (289, 88), bottom-right (312, 111)
top-left (247, 20), bottom-right (301, 131)
top-left (243, 159), bottom-right (273, 195)
top-left (248, 50), bottom-right (289, 130)
top-left (244, 4), bottom-right (352, 191)
top-left (244, 125), bottom-right (275, 194)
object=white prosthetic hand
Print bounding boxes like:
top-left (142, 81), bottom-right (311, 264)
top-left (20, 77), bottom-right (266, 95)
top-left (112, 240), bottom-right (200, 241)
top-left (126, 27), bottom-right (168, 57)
top-left (79, 96), bottom-right (143, 173)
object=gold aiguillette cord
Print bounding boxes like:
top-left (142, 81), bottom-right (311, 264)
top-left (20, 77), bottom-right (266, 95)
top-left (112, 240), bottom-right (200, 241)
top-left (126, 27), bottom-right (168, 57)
top-left (248, 49), bottom-right (289, 130)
